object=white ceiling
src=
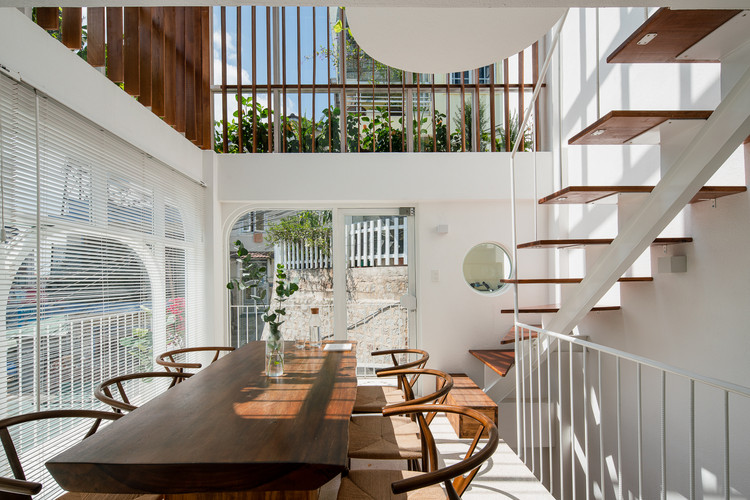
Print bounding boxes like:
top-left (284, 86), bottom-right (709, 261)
top-left (346, 7), bottom-right (565, 73)
top-left (2, 1), bottom-right (750, 8)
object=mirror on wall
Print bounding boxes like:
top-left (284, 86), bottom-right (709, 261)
top-left (462, 243), bottom-right (512, 295)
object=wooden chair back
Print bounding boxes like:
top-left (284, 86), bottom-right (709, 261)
top-left (384, 404), bottom-right (499, 499)
top-left (94, 371), bottom-right (192, 413)
top-left (155, 346), bottom-right (235, 374)
top-left (0, 410), bottom-right (122, 498)
top-left (371, 348), bottom-right (429, 390)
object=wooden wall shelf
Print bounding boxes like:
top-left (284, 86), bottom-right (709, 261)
top-left (540, 186), bottom-right (747, 205)
top-left (607, 8), bottom-right (742, 64)
top-left (500, 304), bottom-right (621, 314)
top-left (568, 110), bottom-right (712, 145)
top-left (518, 237), bottom-right (692, 249)
top-left (469, 350), bottom-right (515, 378)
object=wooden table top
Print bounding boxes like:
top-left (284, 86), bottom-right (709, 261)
top-left (46, 341), bottom-right (357, 495)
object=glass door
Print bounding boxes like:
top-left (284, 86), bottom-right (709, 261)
top-left (333, 209), bottom-right (416, 376)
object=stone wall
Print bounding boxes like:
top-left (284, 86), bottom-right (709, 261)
top-left (271, 266), bottom-right (409, 370)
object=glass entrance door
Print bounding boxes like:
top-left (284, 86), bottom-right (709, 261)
top-left (333, 209), bottom-right (416, 376)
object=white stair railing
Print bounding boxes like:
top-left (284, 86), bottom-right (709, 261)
top-left (513, 322), bottom-right (750, 500)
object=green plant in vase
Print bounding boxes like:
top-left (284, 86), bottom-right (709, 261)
top-left (262, 264), bottom-right (299, 376)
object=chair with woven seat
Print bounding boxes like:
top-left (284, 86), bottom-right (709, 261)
top-left (94, 371), bottom-right (191, 413)
top-left (353, 349), bottom-right (430, 414)
top-left (348, 369), bottom-right (452, 472)
top-left (155, 346), bottom-right (235, 376)
top-left (0, 409), bottom-right (162, 500)
top-left (340, 404), bottom-right (499, 499)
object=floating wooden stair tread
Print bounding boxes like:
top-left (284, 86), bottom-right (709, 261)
top-left (469, 350), bottom-right (515, 377)
top-left (501, 304), bottom-right (621, 314)
top-left (501, 329), bottom-right (538, 345)
top-left (607, 8), bottom-right (743, 64)
top-left (539, 186), bottom-right (747, 205)
top-left (518, 237), bottom-right (692, 249)
top-left (501, 276), bottom-right (653, 284)
top-left (568, 110), bottom-right (712, 146)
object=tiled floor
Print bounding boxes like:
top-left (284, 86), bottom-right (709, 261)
top-left (321, 413), bottom-right (554, 499)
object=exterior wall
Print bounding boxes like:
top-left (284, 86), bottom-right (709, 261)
top-left (546, 8), bottom-right (750, 499)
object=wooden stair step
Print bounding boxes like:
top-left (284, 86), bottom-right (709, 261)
top-left (607, 8), bottom-right (742, 64)
top-left (518, 237), bottom-right (692, 249)
top-left (501, 327), bottom-right (539, 345)
top-left (501, 304), bottom-right (621, 314)
top-left (568, 110), bottom-right (712, 145)
top-left (539, 186), bottom-right (747, 205)
top-left (501, 276), bottom-right (653, 284)
top-left (469, 350), bottom-right (515, 377)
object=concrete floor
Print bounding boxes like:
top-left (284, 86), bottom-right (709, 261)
top-left (320, 413), bottom-right (554, 499)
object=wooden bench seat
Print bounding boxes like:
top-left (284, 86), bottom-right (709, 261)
top-left (437, 373), bottom-right (498, 439)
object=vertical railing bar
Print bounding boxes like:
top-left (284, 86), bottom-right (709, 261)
top-left (559, 338), bottom-right (564, 500)
top-left (617, 358), bottom-right (622, 500)
top-left (236, 7), bottom-right (242, 153)
top-left (416, 73), bottom-right (421, 152)
top-left (597, 351), bottom-right (607, 500)
top-left (520, 326), bottom-right (526, 464)
top-left (460, 71), bottom-right (466, 151)
top-left (723, 390), bottom-right (729, 500)
top-left (689, 379), bottom-right (695, 500)
top-left (339, 7), bottom-right (347, 152)
top-left (371, 47), bottom-right (375, 153)
top-left (537, 329), bottom-right (544, 485)
top-left (387, 67), bottom-right (393, 152)
top-left (637, 363), bottom-right (643, 500)
top-left (251, 6), bottom-right (257, 153)
top-left (503, 58), bottom-right (510, 151)
top-left (583, 346), bottom-right (589, 500)
top-left (518, 49), bottom-right (525, 152)
top-left (490, 62), bottom-right (496, 151)
top-left (548, 332), bottom-right (554, 494)
top-left (529, 329), bottom-right (535, 474)
top-left (570, 341), bottom-right (575, 499)
top-left (431, 74), bottom-right (436, 152)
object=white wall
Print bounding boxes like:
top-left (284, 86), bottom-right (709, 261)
top-left (215, 151), bottom-right (554, 382)
top-left (0, 8), bottom-right (204, 183)
top-left (545, 7), bottom-right (750, 499)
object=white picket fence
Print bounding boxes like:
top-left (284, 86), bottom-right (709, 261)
top-left (275, 217), bottom-right (408, 270)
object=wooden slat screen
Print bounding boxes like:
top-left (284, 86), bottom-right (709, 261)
top-left (33, 5), bottom-right (213, 149)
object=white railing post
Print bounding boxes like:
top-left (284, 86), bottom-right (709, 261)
top-left (385, 218), bottom-right (391, 266)
top-left (376, 218), bottom-right (382, 266)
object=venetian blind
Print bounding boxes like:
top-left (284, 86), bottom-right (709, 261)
top-left (0, 72), bottom-right (207, 498)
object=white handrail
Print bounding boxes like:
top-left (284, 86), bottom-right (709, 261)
top-left (517, 321), bottom-right (750, 397)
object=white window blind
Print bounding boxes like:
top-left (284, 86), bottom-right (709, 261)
top-left (0, 72), bottom-right (207, 498)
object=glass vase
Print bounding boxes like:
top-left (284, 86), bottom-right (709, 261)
top-left (265, 334), bottom-right (285, 377)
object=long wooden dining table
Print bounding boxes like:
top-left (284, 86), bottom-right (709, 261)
top-left (46, 341), bottom-right (358, 499)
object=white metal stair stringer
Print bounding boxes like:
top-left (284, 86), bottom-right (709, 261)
top-left (546, 65), bottom-right (750, 336)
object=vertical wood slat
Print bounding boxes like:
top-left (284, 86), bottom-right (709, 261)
top-left (532, 41), bottom-right (540, 149)
top-left (431, 74), bottom-right (436, 152)
top-left (416, 74), bottom-right (421, 152)
top-left (87, 8), bottom-right (105, 67)
top-left (106, 8), bottom-right (124, 83)
top-left (61, 8), bottom-right (82, 50)
top-left (164, 8), bottom-right (176, 126)
top-left (267, 7), bottom-right (272, 153)
top-left (193, 7), bottom-right (203, 146)
top-left (445, 73), bottom-right (450, 153)
top-left (184, 7), bottom-right (196, 142)
top-left (36, 7), bottom-right (59, 30)
top-left (312, 7), bottom-right (317, 153)
top-left (252, 6), bottom-right (258, 153)
top-left (139, 7), bottom-right (152, 107)
top-left (175, 7), bottom-right (186, 133)
top-left (490, 63), bottom-right (496, 151)
top-left (296, 7), bottom-right (302, 151)
top-left (282, 7), bottom-right (287, 153)
top-left (220, 7), bottom-right (229, 152)
top-left (327, 8), bottom-right (332, 152)
top-left (460, 71), bottom-right (466, 152)
top-left (356, 45), bottom-right (360, 152)
top-left (123, 7), bottom-right (140, 96)
top-left (503, 58), bottom-right (510, 151)
top-left (235, 7), bottom-right (242, 153)
top-left (201, 7), bottom-right (211, 149)
top-left (371, 44), bottom-right (375, 153)
top-left (474, 68), bottom-right (481, 151)
top-left (151, 8), bottom-right (165, 118)
top-left (518, 50), bottom-right (525, 152)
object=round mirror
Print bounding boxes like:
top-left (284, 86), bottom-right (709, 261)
top-left (462, 243), bottom-right (512, 295)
